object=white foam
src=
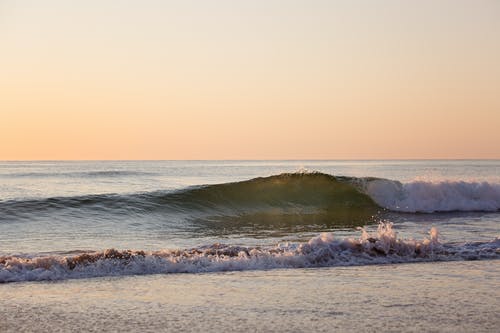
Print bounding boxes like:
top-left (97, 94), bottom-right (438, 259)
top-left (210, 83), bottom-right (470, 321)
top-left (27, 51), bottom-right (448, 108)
top-left (1, 223), bottom-right (498, 283)
top-left (365, 179), bottom-right (500, 213)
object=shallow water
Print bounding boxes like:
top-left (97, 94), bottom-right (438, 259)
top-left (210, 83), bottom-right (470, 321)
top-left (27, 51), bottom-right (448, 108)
top-left (1, 260), bottom-right (498, 332)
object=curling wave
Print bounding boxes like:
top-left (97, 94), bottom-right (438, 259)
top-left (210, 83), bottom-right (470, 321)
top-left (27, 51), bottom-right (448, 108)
top-left (1, 173), bottom-right (499, 224)
top-left (1, 223), bottom-right (498, 283)
top-left (0, 173), bottom-right (379, 226)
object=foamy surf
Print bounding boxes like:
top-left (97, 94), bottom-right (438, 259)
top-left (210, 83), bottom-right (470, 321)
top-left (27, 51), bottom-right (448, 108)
top-left (365, 179), bottom-right (500, 213)
top-left (1, 223), bottom-right (498, 283)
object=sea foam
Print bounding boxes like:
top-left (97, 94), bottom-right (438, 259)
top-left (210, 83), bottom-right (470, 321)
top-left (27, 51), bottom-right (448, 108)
top-left (1, 223), bottom-right (498, 283)
top-left (365, 179), bottom-right (500, 213)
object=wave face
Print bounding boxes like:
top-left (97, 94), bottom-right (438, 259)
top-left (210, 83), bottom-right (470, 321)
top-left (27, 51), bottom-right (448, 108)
top-left (365, 179), bottom-right (500, 213)
top-left (1, 173), bottom-right (499, 228)
top-left (0, 173), bottom-right (380, 226)
top-left (1, 223), bottom-right (498, 283)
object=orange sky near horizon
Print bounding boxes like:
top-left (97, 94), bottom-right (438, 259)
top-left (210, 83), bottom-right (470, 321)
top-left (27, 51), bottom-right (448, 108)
top-left (1, 0), bottom-right (499, 160)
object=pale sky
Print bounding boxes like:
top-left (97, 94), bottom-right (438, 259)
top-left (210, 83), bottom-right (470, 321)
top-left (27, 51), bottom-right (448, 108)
top-left (1, 0), bottom-right (499, 160)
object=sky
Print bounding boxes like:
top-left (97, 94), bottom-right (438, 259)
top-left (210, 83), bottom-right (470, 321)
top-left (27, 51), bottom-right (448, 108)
top-left (1, 0), bottom-right (499, 160)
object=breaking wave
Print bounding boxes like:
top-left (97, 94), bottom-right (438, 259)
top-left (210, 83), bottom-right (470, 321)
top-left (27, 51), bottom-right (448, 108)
top-left (1, 223), bottom-right (498, 283)
top-left (364, 178), bottom-right (500, 213)
top-left (1, 173), bottom-right (499, 222)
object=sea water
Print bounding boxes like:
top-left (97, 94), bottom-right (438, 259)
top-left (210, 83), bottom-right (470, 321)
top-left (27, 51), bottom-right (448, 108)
top-left (0, 160), bottom-right (499, 331)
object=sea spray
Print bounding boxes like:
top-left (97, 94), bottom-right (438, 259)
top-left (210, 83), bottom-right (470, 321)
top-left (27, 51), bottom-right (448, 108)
top-left (365, 179), bottom-right (500, 212)
top-left (1, 223), bottom-right (498, 283)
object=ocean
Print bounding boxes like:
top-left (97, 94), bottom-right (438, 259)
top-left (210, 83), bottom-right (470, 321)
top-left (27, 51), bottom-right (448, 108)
top-left (1, 160), bottom-right (499, 332)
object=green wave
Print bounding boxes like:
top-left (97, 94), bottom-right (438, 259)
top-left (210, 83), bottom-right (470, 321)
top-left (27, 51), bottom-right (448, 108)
top-left (1, 172), bottom-right (381, 228)
top-left (162, 172), bottom-right (381, 227)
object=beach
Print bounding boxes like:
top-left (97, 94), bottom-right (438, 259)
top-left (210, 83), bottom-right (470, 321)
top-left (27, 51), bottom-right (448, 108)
top-left (2, 261), bottom-right (499, 332)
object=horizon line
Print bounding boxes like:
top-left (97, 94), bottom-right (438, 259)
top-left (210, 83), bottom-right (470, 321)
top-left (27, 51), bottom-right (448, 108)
top-left (1, 158), bottom-right (499, 162)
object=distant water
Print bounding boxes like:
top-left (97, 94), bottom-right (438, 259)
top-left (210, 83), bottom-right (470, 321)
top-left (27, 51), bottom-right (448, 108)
top-left (1, 160), bottom-right (499, 283)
